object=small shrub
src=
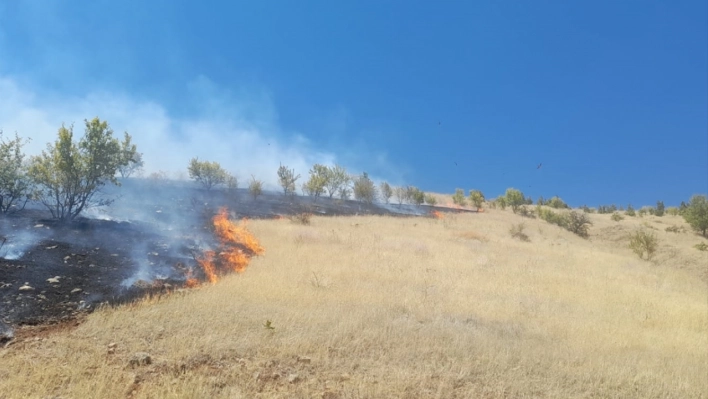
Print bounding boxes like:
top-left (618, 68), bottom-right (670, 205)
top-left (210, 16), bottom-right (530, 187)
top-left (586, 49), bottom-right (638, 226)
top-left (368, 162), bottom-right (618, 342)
top-left (248, 175), bottom-right (263, 200)
top-left (537, 207), bottom-right (568, 228)
top-left (452, 189), bottom-right (467, 206)
top-left (666, 207), bottom-right (679, 216)
top-left (518, 205), bottom-right (535, 218)
top-left (655, 201), bottom-right (665, 217)
top-left (277, 164), bottom-right (301, 196)
top-left (682, 195), bottom-right (708, 237)
top-left (424, 193), bottom-right (438, 206)
top-left (566, 211), bottom-right (592, 238)
top-left (291, 212), bottom-right (312, 225)
top-left (509, 223), bottom-right (530, 242)
top-left (665, 225), bottom-right (686, 233)
top-left (611, 212), bottom-right (624, 222)
top-left (504, 188), bottom-right (525, 213)
top-left (547, 196), bottom-right (568, 209)
top-left (625, 204), bottom-right (636, 217)
top-left (694, 242), bottom-right (708, 251)
top-left (629, 230), bottom-right (658, 260)
top-left (469, 189), bottom-right (485, 210)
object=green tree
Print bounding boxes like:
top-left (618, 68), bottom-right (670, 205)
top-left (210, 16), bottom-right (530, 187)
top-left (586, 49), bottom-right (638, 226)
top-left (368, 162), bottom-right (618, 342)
top-left (324, 164), bottom-right (350, 199)
top-left (424, 193), bottom-right (437, 206)
top-left (187, 158), bottom-right (229, 190)
top-left (28, 118), bottom-right (132, 221)
top-left (548, 196), bottom-right (568, 209)
top-left (379, 181), bottom-right (393, 204)
top-left (406, 186), bottom-right (425, 205)
top-left (504, 188), bottom-right (525, 213)
top-left (277, 164), bottom-right (300, 196)
top-left (248, 175), bottom-right (263, 200)
top-left (469, 189), bottom-right (485, 210)
top-left (394, 186), bottom-right (406, 205)
top-left (0, 131), bottom-right (32, 214)
top-left (353, 172), bottom-right (377, 203)
top-left (683, 195), bottom-right (708, 237)
top-left (452, 188), bottom-right (466, 206)
top-left (303, 164), bottom-right (328, 199)
top-left (116, 133), bottom-right (143, 178)
top-left (655, 200), bottom-right (665, 217)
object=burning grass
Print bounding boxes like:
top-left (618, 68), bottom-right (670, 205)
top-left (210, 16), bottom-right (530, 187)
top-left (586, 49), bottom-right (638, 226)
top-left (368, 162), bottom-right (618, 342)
top-left (1, 211), bottom-right (706, 398)
top-left (195, 208), bottom-right (264, 284)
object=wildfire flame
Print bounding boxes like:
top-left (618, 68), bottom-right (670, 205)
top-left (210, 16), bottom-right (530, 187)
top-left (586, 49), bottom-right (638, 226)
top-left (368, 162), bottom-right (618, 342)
top-left (194, 208), bottom-right (265, 285)
top-left (431, 210), bottom-right (444, 219)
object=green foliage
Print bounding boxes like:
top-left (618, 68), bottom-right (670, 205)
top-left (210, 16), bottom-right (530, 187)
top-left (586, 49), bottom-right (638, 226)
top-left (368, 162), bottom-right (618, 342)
top-left (637, 207), bottom-right (648, 217)
top-left (226, 175), bottom-right (238, 192)
top-left (29, 119), bottom-right (132, 221)
top-left (504, 188), bottom-right (525, 213)
top-left (646, 206), bottom-right (657, 216)
top-left (597, 204), bottom-right (618, 214)
top-left (323, 164), bottom-right (350, 199)
top-left (655, 201), bottom-right (665, 217)
top-left (566, 211), bottom-right (592, 237)
top-left (628, 230), bottom-right (658, 260)
top-left (518, 205), bottom-right (535, 218)
top-left (379, 181), bottom-right (393, 204)
top-left (537, 196), bottom-right (545, 206)
top-left (496, 196), bottom-right (508, 210)
top-left (116, 133), bottom-right (142, 178)
top-left (187, 158), bottom-right (229, 190)
top-left (248, 175), bottom-right (263, 200)
top-left (393, 186), bottom-right (407, 205)
top-left (625, 204), bottom-right (636, 217)
top-left (537, 207), bottom-right (568, 228)
top-left (665, 207), bottom-right (679, 216)
top-left (303, 164), bottom-right (328, 199)
top-left (611, 212), bottom-right (624, 222)
top-left (277, 164), bottom-right (300, 196)
top-left (0, 131), bottom-right (32, 214)
top-left (424, 193), bottom-right (437, 206)
top-left (452, 188), bottom-right (466, 206)
top-left (406, 186), bottom-right (425, 205)
top-left (665, 225), bottom-right (686, 233)
top-left (679, 201), bottom-right (689, 215)
top-left (353, 172), bottom-right (377, 203)
top-left (547, 196), bottom-right (568, 209)
top-left (509, 223), bottom-right (530, 242)
top-left (469, 189), bottom-right (485, 209)
top-left (682, 195), bottom-right (708, 237)
top-left (694, 242), bottom-right (708, 251)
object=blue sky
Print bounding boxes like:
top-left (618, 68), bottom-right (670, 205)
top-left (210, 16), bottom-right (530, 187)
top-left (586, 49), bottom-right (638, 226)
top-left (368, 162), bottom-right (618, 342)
top-left (0, 1), bottom-right (706, 207)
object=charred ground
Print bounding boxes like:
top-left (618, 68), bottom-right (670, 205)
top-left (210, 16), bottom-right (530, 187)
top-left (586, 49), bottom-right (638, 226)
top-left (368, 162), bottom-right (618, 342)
top-left (1, 179), bottom-right (472, 330)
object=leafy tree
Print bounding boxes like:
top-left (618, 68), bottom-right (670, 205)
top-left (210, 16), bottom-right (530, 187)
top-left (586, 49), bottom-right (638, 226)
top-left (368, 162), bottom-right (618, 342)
top-left (504, 188), bottom-right (525, 213)
top-left (116, 133), bottom-right (143, 178)
top-left (469, 189), bottom-right (485, 210)
top-left (324, 164), bottom-right (350, 199)
top-left (452, 188), bottom-right (466, 206)
top-left (303, 164), bottom-right (328, 199)
top-left (277, 164), bottom-right (300, 196)
top-left (248, 175), bottom-right (263, 200)
top-left (379, 181), bottom-right (393, 204)
top-left (424, 193), bottom-right (437, 206)
top-left (547, 196), bottom-right (568, 209)
top-left (188, 158), bottom-right (229, 190)
top-left (682, 195), bottom-right (708, 237)
top-left (655, 200), bottom-right (665, 217)
top-left (353, 172), bottom-right (377, 203)
top-left (406, 186), bottom-right (425, 205)
top-left (394, 186), bottom-right (407, 205)
top-left (28, 118), bottom-right (132, 222)
top-left (496, 196), bottom-right (508, 210)
top-left (0, 131), bottom-right (32, 214)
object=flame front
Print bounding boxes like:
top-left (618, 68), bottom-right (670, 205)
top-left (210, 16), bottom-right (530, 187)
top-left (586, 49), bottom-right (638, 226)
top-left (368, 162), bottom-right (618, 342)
top-left (193, 208), bottom-right (265, 285)
top-left (431, 210), bottom-right (444, 219)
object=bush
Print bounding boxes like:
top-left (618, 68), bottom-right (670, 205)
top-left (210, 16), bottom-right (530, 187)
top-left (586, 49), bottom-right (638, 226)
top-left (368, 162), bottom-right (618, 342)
top-left (452, 189), bottom-right (466, 206)
top-left (518, 205), bottom-right (535, 218)
top-left (504, 188), bottom-right (525, 213)
top-left (277, 164), bottom-right (301, 196)
top-left (509, 223), bottom-right (530, 242)
top-left (469, 189), bottom-right (485, 210)
top-left (665, 225), bottom-right (686, 233)
top-left (393, 186), bottom-right (407, 205)
top-left (655, 201), bottom-right (665, 217)
top-left (581, 205), bottom-right (593, 213)
top-left (406, 186), bottom-right (425, 205)
top-left (694, 242), bottom-right (708, 251)
top-left (248, 175), bottom-right (263, 200)
top-left (379, 182), bottom-right (393, 204)
top-left (537, 207), bottom-right (568, 228)
top-left (611, 212), bottom-right (624, 222)
top-left (29, 118), bottom-right (134, 221)
top-left (682, 195), bottom-right (708, 237)
top-left (566, 211), bottom-right (592, 238)
top-left (291, 212), bottom-right (312, 225)
top-left (0, 131), bottom-right (32, 214)
top-left (303, 164), bottom-right (328, 199)
top-left (188, 158), bottom-right (229, 190)
top-left (666, 207), bottom-right (679, 216)
top-left (548, 196), bottom-right (568, 209)
top-left (226, 175), bottom-right (238, 193)
top-left (424, 193), bottom-right (437, 206)
top-left (625, 204), bottom-right (636, 217)
top-left (353, 173), bottom-right (377, 203)
top-left (629, 230), bottom-right (658, 260)
top-left (637, 207), bottom-right (648, 217)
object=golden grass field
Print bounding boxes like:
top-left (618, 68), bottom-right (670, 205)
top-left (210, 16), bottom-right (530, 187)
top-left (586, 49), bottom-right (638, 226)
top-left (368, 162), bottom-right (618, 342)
top-left (1, 206), bottom-right (707, 398)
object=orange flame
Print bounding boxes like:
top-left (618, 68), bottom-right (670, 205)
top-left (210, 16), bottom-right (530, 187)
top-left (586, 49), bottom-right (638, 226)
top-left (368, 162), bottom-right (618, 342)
top-left (193, 208), bottom-right (265, 285)
top-left (431, 210), bottom-right (444, 219)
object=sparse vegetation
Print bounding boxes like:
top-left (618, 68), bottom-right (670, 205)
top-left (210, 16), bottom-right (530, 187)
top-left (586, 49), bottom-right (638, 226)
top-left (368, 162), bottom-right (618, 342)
top-left (452, 188), bottom-right (466, 206)
top-left (379, 181), bottom-right (393, 204)
top-left (248, 175), bottom-right (263, 200)
top-left (116, 133), bottom-right (143, 178)
top-left (625, 204), bottom-right (636, 217)
top-left (665, 225), bottom-right (686, 233)
top-left (694, 242), bottom-right (708, 251)
top-left (469, 189), bottom-right (485, 210)
top-left (504, 188), bottom-right (525, 213)
top-left (393, 186), bottom-right (406, 205)
top-left (666, 207), bottom-right (679, 216)
top-left (509, 222), bottom-right (530, 241)
top-left (566, 211), bottom-right (592, 238)
top-left (611, 212), bottom-right (624, 222)
top-left (682, 195), bottom-right (708, 237)
top-left (517, 205), bottom-right (535, 218)
top-left (424, 193), bottom-right (437, 206)
top-left (629, 230), bottom-right (658, 260)
top-left (226, 174), bottom-right (238, 193)
top-left (277, 164), bottom-right (301, 197)
top-left (0, 131), bottom-right (32, 214)
top-left (28, 118), bottom-right (134, 221)
top-left (188, 158), bottom-right (229, 190)
top-left (547, 196), bottom-right (569, 209)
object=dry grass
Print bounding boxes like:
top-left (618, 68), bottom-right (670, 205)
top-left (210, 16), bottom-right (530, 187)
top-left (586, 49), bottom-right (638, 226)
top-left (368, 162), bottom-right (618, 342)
top-left (1, 209), bottom-right (707, 398)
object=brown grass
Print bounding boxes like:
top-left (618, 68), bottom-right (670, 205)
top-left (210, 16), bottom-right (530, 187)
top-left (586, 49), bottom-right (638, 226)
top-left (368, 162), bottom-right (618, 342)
top-left (1, 210), bottom-right (707, 398)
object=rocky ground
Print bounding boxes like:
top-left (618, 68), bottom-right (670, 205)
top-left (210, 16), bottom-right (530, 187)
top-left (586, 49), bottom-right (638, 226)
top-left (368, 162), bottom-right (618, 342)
top-left (0, 181), bottom-right (473, 340)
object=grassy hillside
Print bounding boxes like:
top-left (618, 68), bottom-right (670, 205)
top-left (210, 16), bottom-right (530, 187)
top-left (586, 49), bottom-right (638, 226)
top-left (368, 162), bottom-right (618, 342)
top-left (1, 208), bottom-right (706, 398)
